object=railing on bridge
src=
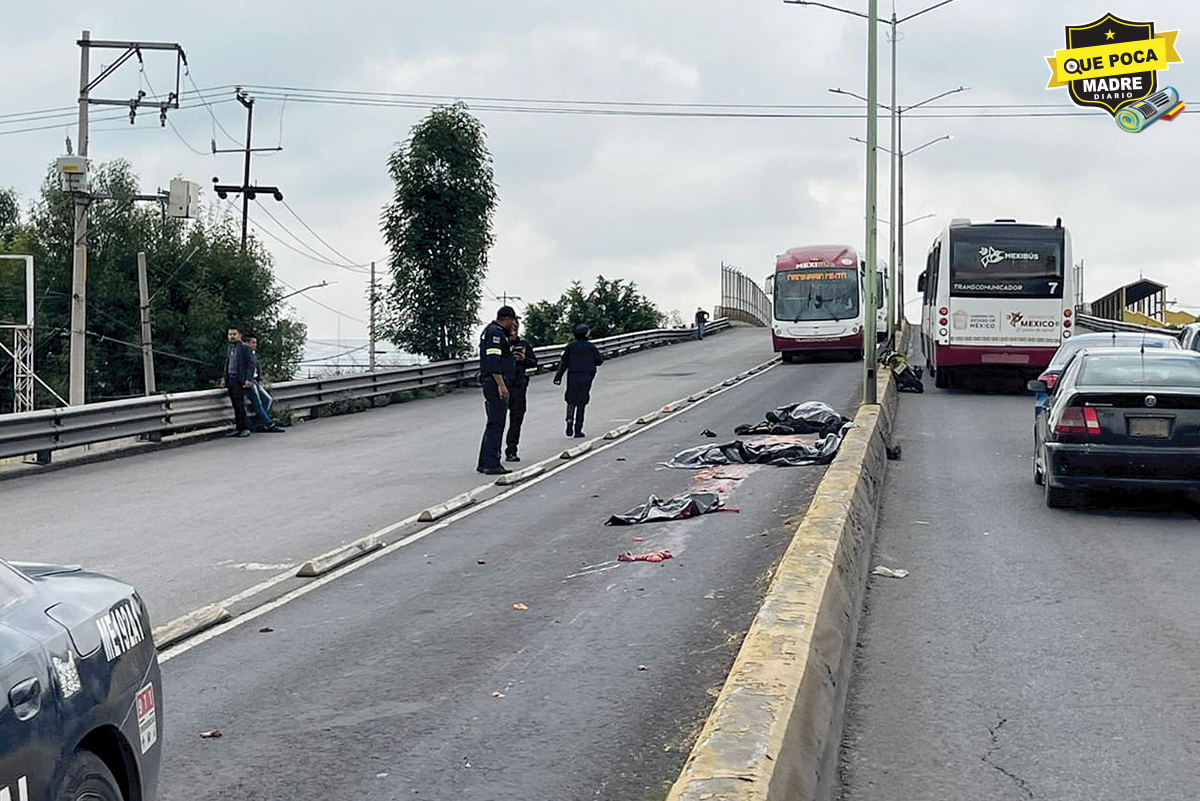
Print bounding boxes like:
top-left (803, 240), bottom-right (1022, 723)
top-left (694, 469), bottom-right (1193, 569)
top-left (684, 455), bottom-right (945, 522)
top-left (716, 263), bottom-right (771, 327)
top-left (0, 319), bottom-right (731, 463)
top-left (1074, 312), bottom-right (1184, 337)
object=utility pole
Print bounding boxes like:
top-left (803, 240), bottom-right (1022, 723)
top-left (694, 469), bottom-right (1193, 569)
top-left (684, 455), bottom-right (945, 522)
top-left (369, 261), bottom-right (377, 372)
top-left (68, 31), bottom-right (185, 405)
top-left (887, 13), bottom-right (898, 344)
top-left (136, 252), bottom-right (156, 396)
top-left (496, 292), bottom-right (522, 306)
top-left (863, 0), bottom-right (879, 404)
top-left (69, 31), bottom-right (91, 407)
top-left (212, 87), bottom-right (284, 251)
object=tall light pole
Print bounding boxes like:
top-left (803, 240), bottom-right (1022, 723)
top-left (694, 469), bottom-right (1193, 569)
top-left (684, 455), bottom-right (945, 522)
top-left (784, 0), bottom-right (961, 339)
top-left (834, 85), bottom-right (966, 337)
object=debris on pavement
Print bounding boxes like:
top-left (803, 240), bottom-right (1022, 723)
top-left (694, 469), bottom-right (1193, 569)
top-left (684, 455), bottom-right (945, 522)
top-left (872, 566), bottom-right (909, 579)
top-left (492, 691), bottom-right (505, 698)
top-left (605, 491), bottom-right (734, 525)
top-left (199, 730), bottom-right (223, 739)
top-left (618, 550), bottom-right (673, 563)
top-left (662, 435), bottom-right (846, 469)
top-left (701, 429), bottom-right (717, 437)
top-left (512, 602), bottom-right (529, 611)
top-left (632, 536), bottom-right (645, 542)
top-left (477, 559), bottom-right (486, 565)
top-left (637, 664), bottom-right (648, 671)
top-left (734, 400), bottom-right (852, 437)
top-left (258, 627), bottom-right (274, 633)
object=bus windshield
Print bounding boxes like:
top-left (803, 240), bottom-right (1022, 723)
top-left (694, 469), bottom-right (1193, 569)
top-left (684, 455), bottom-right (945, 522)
top-left (948, 226), bottom-right (1064, 298)
top-left (774, 268), bottom-right (860, 321)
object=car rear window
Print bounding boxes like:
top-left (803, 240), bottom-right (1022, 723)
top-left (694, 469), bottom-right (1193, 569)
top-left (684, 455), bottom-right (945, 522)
top-left (1052, 336), bottom-right (1175, 367)
top-left (1078, 354), bottom-right (1200, 387)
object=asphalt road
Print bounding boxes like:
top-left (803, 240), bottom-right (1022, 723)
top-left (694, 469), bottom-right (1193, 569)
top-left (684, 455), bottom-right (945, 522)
top-left (838, 359), bottom-right (1200, 800)
top-left (155, 353), bottom-right (862, 801)
top-left (5, 328), bottom-right (783, 625)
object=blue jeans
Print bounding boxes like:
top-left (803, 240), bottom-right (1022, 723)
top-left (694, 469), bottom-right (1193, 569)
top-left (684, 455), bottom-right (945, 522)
top-left (696, 322), bottom-right (706, 339)
top-left (248, 380), bottom-right (273, 429)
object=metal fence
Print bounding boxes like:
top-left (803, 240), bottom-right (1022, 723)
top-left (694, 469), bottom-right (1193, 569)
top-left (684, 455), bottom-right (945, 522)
top-left (0, 319), bottom-right (731, 462)
top-left (716, 263), bottom-right (771, 327)
top-left (1074, 312), bottom-right (1182, 337)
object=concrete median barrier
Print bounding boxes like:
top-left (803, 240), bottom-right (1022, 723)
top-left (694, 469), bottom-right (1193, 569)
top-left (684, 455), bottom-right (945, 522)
top-left (664, 328), bottom-right (904, 801)
top-left (603, 424), bottom-right (635, 440)
top-left (495, 463), bottom-right (547, 486)
top-left (559, 440), bottom-right (596, 459)
top-left (296, 533), bottom-right (385, 577)
top-left (152, 603), bottom-right (232, 651)
top-left (417, 491), bottom-right (479, 522)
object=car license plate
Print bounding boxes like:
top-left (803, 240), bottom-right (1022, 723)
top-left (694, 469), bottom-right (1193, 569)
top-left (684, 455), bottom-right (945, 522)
top-left (1129, 417), bottom-right (1170, 438)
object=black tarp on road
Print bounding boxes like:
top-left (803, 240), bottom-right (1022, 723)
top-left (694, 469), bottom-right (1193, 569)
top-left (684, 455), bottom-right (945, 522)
top-left (605, 492), bottom-right (726, 525)
top-left (661, 431), bottom-right (848, 469)
top-left (734, 400), bottom-right (852, 437)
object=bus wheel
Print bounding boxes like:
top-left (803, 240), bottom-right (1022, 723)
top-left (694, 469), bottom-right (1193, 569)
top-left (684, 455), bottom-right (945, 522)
top-left (781, 352), bottom-right (794, 363)
top-left (850, 349), bottom-right (863, 361)
top-left (934, 368), bottom-right (949, 389)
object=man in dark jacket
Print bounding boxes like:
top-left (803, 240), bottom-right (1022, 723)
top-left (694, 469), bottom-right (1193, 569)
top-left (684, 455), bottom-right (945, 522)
top-left (554, 324), bottom-right (604, 438)
top-left (223, 327), bottom-right (255, 437)
top-left (505, 320), bottom-right (539, 462)
top-left (695, 307), bottom-right (710, 339)
top-left (477, 306), bottom-right (518, 474)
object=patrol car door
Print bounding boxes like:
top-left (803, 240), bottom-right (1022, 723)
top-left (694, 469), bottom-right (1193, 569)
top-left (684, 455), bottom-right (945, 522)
top-left (1, 618), bottom-right (59, 801)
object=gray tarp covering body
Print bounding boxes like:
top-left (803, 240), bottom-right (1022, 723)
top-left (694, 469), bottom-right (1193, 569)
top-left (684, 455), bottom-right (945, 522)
top-left (734, 400), bottom-right (852, 437)
top-left (605, 492), bottom-right (725, 525)
top-left (662, 428), bottom-right (850, 469)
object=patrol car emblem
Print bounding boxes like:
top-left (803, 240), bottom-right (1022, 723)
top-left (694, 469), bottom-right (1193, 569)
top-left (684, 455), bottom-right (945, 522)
top-left (1145, 394), bottom-right (1157, 407)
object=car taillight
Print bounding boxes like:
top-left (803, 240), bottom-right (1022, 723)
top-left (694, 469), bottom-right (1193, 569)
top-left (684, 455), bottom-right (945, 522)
top-left (1038, 371), bottom-right (1059, 389)
top-left (1054, 405), bottom-right (1100, 435)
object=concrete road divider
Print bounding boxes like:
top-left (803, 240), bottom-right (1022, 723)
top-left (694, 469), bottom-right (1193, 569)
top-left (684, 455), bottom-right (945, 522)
top-left (604, 424), bottom-right (634, 440)
top-left (495, 463), bottom-right (547, 486)
top-left (418, 491), bottom-right (479, 522)
top-left (152, 603), bottom-right (232, 651)
top-left (664, 325), bottom-right (904, 801)
top-left (296, 533), bottom-right (385, 577)
top-left (636, 411), bottom-right (662, 424)
top-left (560, 440), bottom-right (596, 459)
top-left (661, 397), bottom-right (692, 413)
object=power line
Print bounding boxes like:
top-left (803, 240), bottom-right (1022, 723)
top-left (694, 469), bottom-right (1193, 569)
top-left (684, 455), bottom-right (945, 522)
top-left (248, 204), bottom-right (369, 273)
top-left (278, 278), bottom-right (368, 323)
top-left (280, 199), bottom-right (369, 267)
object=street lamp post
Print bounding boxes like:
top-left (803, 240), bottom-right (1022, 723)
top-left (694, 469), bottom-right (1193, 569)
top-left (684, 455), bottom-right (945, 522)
top-left (784, 0), bottom-right (961, 339)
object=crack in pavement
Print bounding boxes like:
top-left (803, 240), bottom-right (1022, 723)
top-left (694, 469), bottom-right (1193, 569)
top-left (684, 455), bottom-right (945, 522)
top-left (982, 716), bottom-right (1034, 800)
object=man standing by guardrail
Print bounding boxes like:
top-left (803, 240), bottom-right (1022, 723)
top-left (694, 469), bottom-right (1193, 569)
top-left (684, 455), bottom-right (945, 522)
top-left (695, 307), bottom-right (709, 340)
top-left (223, 327), bottom-right (255, 438)
top-left (476, 305), bottom-right (518, 475)
top-left (246, 336), bottom-right (285, 433)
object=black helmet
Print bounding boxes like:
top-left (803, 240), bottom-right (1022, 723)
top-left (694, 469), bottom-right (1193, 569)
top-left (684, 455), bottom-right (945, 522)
top-left (573, 323), bottom-right (589, 339)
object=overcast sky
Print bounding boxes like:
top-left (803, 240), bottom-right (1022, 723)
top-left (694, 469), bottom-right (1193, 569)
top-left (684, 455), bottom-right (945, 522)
top-left (1, 0), bottom-right (1196, 346)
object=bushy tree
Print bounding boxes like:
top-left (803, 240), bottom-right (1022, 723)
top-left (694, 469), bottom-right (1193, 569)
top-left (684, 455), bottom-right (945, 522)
top-left (379, 102), bottom-right (498, 362)
top-left (522, 276), bottom-right (666, 346)
top-left (0, 159), bottom-right (306, 411)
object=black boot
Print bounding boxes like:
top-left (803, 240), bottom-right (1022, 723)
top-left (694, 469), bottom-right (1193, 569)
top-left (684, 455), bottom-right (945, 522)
top-left (574, 404), bottom-right (586, 438)
top-left (565, 404), bottom-right (575, 437)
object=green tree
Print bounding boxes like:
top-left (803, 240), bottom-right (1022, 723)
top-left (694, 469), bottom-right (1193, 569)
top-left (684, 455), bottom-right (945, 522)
top-left (0, 159), bottom-right (306, 412)
top-left (0, 187), bottom-right (19, 244)
top-left (379, 102), bottom-right (498, 362)
top-left (521, 276), bottom-right (666, 346)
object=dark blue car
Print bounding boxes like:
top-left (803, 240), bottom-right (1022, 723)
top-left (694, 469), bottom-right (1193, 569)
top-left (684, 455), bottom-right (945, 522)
top-left (1032, 332), bottom-right (1180, 423)
top-left (1, 559), bottom-right (162, 801)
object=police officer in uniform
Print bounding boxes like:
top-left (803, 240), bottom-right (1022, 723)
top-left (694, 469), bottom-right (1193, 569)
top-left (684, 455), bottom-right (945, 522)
top-left (477, 306), bottom-right (519, 474)
top-left (505, 320), bottom-right (539, 462)
top-left (554, 323), bottom-right (605, 438)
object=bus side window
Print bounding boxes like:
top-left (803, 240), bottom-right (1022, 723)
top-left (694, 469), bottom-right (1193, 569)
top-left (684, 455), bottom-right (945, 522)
top-left (917, 271), bottom-right (927, 295)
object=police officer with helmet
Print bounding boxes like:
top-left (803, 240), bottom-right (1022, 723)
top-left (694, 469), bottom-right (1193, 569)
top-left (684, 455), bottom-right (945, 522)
top-left (477, 305), bottom-right (519, 475)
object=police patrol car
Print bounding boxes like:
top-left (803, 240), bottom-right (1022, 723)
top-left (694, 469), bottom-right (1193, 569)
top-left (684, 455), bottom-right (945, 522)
top-left (1, 558), bottom-right (162, 801)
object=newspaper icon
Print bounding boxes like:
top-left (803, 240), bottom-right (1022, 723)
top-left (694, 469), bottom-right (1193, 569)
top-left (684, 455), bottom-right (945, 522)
top-left (1116, 86), bottom-right (1185, 132)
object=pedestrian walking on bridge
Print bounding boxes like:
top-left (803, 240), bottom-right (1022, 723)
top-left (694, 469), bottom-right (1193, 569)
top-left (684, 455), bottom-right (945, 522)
top-left (554, 324), bottom-right (604, 438)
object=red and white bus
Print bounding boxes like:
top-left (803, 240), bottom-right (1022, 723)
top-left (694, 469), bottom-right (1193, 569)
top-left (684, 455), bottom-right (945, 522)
top-left (767, 244), bottom-right (883, 363)
top-left (918, 217), bottom-right (1074, 388)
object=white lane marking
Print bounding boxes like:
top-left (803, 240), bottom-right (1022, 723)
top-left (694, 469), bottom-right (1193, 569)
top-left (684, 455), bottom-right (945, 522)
top-left (564, 564), bottom-right (622, 580)
top-left (161, 359), bottom-right (781, 662)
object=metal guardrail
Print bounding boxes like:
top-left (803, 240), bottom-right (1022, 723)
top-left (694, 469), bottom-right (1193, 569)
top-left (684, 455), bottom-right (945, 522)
top-left (1074, 312), bottom-right (1182, 337)
top-left (0, 319), bottom-right (731, 461)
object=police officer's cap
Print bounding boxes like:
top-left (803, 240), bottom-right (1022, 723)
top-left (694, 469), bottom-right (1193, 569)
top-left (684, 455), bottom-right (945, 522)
top-left (573, 323), bottom-right (590, 338)
top-left (497, 305), bottom-right (518, 320)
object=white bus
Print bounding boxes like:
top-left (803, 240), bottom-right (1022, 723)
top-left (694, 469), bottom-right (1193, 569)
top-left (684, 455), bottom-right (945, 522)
top-left (917, 217), bottom-right (1074, 388)
top-left (766, 244), bottom-right (887, 363)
